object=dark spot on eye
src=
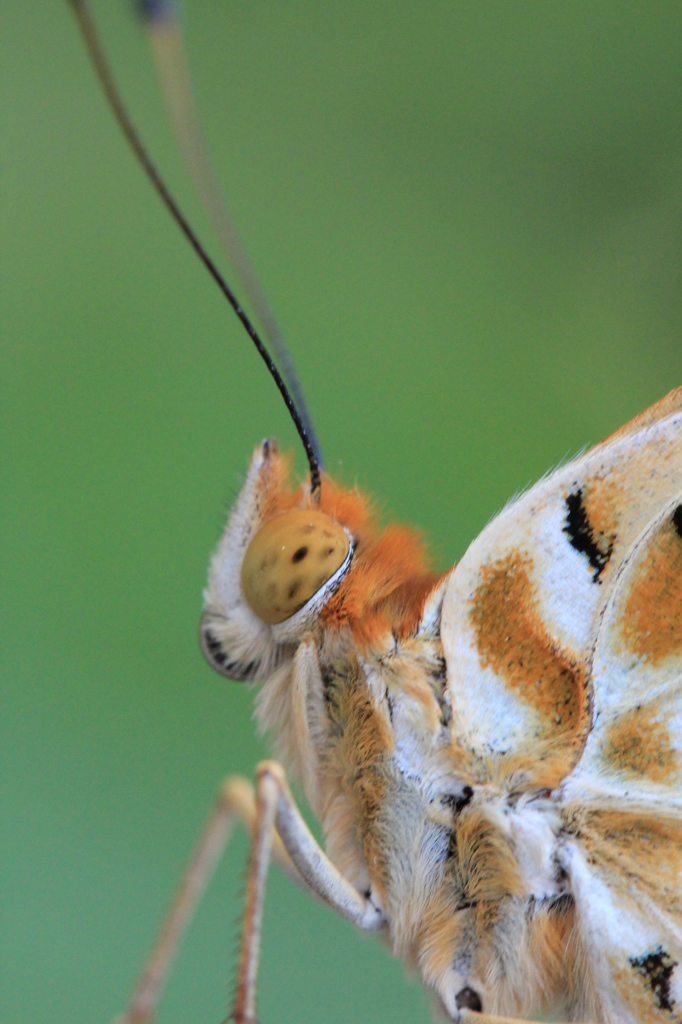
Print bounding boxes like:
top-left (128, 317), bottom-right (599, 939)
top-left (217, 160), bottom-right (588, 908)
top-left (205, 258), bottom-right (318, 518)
top-left (630, 947), bottom-right (678, 1012)
top-left (673, 504), bottom-right (682, 540)
top-left (292, 546), bottom-right (308, 563)
top-left (563, 487), bottom-right (614, 582)
top-left (455, 987), bottom-right (482, 1012)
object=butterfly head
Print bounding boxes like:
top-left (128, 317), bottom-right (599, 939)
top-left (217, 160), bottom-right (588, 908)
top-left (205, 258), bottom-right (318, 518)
top-left (200, 441), bottom-right (438, 680)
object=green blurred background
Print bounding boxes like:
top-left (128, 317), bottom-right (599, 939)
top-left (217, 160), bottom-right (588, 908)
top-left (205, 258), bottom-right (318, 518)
top-left (4, 3), bottom-right (682, 1022)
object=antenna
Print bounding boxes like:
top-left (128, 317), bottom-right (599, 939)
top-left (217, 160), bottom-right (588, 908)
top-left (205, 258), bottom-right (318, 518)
top-left (135, 0), bottom-right (323, 469)
top-left (67, 0), bottom-right (322, 499)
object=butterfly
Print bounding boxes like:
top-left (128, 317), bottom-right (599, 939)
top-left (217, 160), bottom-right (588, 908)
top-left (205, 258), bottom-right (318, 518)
top-left (188, 385), bottom-right (682, 1024)
top-left (66, 2), bottom-right (682, 1022)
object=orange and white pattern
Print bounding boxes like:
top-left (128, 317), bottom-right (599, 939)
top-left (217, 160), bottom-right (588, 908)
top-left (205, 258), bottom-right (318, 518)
top-left (201, 387), bottom-right (682, 1022)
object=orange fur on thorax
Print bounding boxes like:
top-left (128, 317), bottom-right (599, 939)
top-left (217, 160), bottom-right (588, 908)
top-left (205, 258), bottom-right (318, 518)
top-left (321, 487), bottom-right (439, 647)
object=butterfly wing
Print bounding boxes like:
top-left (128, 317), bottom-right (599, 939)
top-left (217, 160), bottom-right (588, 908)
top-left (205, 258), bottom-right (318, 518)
top-left (556, 498), bottom-right (682, 1023)
top-left (440, 387), bottom-right (682, 790)
top-left (564, 496), bottom-right (682, 809)
top-left (561, 815), bottom-right (682, 1024)
top-left (441, 390), bottom-right (682, 1019)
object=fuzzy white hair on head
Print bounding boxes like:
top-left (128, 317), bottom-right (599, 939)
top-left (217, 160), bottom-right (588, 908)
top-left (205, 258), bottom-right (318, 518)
top-left (201, 441), bottom-right (286, 680)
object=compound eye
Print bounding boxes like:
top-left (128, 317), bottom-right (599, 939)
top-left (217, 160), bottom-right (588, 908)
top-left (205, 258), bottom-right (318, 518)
top-left (241, 510), bottom-right (350, 624)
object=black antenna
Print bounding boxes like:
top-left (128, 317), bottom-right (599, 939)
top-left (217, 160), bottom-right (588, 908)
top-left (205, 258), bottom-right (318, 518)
top-left (135, 0), bottom-right (324, 470)
top-left (67, 0), bottom-right (322, 499)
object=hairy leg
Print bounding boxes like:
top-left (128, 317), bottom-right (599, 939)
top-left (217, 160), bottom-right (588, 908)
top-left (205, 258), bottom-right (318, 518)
top-left (117, 776), bottom-right (295, 1024)
top-left (232, 760), bottom-right (385, 1024)
top-left (118, 763), bottom-right (383, 1024)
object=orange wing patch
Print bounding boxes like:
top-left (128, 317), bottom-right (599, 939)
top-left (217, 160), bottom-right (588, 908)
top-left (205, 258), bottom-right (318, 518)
top-left (470, 551), bottom-right (590, 785)
top-left (471, 552), bottom-right (583, 726)
top-left (620, 508), bottom-right (682, 665)
top-left (601, 702), bottom-right (678, 785)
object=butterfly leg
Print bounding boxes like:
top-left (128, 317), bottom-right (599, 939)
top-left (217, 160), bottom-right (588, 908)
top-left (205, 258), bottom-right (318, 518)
top-left (116, 775), bottom-right (297, 1024)
top-left (232, 759), bottom-right (386, 1024)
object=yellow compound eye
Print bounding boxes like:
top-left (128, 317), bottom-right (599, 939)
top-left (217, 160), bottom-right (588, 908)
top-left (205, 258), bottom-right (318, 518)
top-left (241, 510), bottom-right (351, 625)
